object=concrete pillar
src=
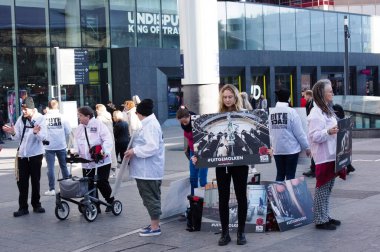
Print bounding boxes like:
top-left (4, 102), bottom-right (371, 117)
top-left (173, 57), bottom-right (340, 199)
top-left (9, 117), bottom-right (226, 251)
top-left (269, 66), bottom-right (276, 107)
top-left (179, 0), bottom-right (219, 114)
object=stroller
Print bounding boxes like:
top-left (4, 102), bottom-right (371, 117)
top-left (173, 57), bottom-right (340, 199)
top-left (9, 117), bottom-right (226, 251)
top-left (54, 153), bottom-right (123, 222)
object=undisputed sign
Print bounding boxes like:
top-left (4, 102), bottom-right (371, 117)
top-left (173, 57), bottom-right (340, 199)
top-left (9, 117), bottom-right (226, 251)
top-left (192, 110), bottom-right (271, 168)
top-left (126, 11), bottom-right (179, 35)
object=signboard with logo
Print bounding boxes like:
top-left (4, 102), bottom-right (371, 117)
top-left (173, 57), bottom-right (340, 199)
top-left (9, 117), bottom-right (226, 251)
top-left (335, 117), bottom-right (353, 173)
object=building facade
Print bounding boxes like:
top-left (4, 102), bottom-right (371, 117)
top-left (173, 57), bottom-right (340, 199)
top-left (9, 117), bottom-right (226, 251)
top-left (0, 0), bottom-right (379, 123)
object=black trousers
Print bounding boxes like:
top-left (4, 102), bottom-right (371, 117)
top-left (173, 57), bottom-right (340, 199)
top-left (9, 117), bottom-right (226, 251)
top-left (115, 143), bottom-right (127, 162)
top-left (216, 165), bottom-right (248, 233)
top-left (17, 154), bottom-right (43, 210)
top-left (82, 164), bottom-right (113, 204)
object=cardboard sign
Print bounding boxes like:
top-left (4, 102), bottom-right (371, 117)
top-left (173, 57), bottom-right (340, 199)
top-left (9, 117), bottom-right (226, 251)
top-left (192, 110), bottom-right (271, 168)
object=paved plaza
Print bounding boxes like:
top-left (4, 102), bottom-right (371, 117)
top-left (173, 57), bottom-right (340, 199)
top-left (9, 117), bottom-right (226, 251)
top-left (0, 123), bottom-right (379, 252)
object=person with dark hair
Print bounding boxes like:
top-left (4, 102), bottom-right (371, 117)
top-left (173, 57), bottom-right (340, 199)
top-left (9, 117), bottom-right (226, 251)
top-left (44, 99), bottom-right (71, 196)
top-left (303, 90), bottom-right (316, 177)
top-left (269, 89), bottom-right (311, 181)
top-left (332, 104), bottom-right (355, 175)
top-left (308, 79), bottom-right (342, 230)
top-left (124, 99), bottom-right (165, 237)
top-left (176, 106), bottom-right (208, 195)
top-left (2, 97), bottom-right (47, 217)
top-left (73, 106), bottom-right (115, 212)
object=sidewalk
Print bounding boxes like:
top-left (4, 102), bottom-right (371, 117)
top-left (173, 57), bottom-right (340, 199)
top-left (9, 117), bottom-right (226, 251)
top-left (0, 124), bottom-right (379, 252)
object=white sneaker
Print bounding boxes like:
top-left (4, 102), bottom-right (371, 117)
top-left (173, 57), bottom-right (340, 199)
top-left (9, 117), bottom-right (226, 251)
top-left (44, 189), bottom-right (56, 196)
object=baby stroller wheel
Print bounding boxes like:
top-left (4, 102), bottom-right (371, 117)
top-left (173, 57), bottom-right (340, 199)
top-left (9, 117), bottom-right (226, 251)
top-left (84, 202), bottom-right (98, 222)
top-left (55, 201), bottom-right (70, 220)
top-left (111, 200), bottom-right (123, 216)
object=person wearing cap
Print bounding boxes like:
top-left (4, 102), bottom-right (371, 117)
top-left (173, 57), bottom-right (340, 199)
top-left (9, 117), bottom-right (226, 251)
top-left (124, 99), bottom-right (165, 237)
top-left (2, 97), bottom-right (47, 217)
top-left (44, 99), bottom-right (71, 196)
top-left (269, 89), bottom-right (311, 181)
top-left (122, 100), bottom-right (142, 136)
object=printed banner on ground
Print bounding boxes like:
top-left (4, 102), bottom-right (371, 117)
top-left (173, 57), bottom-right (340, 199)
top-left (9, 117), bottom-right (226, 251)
top-left (266, 177), bottom-right (313, 232)
top-left (335, 117), bottom-right (353, 173)
top-left (201, 183), bottom-right (267, 233)
top-left (192, 110), bottom-right (270, 168)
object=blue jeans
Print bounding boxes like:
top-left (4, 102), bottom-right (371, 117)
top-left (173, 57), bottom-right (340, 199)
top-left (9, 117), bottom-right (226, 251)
top-left (274, 153), bottom-right (299, 181)
top-left (45, 149), bottom-right (70, 190)
top-left (190, 150), bottom-right (208, 195)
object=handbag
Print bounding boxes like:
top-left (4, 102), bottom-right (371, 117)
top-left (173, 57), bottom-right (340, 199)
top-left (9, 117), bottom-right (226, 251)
top-left (59, 177), bottom-right (88, 198)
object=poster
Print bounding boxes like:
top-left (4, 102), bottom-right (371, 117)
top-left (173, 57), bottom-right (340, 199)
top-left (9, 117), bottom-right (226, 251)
top-left (266, 177), bottom-right (313, 232)
top-left (335, 117), bottom-right (353, 173)
top-left (161, 178), bottom-right (191, 219)
top-left (201, 183), bottom-right (267, 233)
top-left (192, 110), bottom-right (270, 168)
top-left (7, 90), bottom-right (27, 125)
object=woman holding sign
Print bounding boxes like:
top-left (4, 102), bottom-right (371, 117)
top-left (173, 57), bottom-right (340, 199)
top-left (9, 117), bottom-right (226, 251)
top-left (193, 84), bottom-right (248, 246)
top-left (307, 79), bottom-right (341, 230)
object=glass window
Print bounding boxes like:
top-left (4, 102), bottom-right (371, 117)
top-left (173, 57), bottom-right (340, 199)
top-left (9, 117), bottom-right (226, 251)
top-left (350, 14), bottom-right (362, 53)
top-left (17, 47), bottom-right (48, 114)
top-left (162, 0), bottom-right (179, 49)
top-left (217, 2), bottom-right (227, 50)
top-left (280, 7), bottom-right (295, 51)
top-left (136, 0), bottom-right (160, 48)
top-left (226, 2), bottom-right (245, 50)
top-left (0, 1), bottom-right (12, 46)
top-left (246, 4), bottom-right (263, 50)
top-left (80, 0), bottom-right (107, 48)
top-left (0, 47), bottom-right (14, 124)
top-left (110, 0), bottom-right (136, 48)
top-left (263, 5), bottom-right (280, 51)
top-left (310, 11), bottom-right (324, 52)
top-left (296, 9), bottom-right (310, 51)
top-left (324, 12), bottom-right (338, 52)
top-left (362, 16), bottom-right (371, 53)
top-left (49, 0), bottom-right (81, 47)
top-left (15, 0), bottom-right (47, 47)
top-left (337, 13), bottom-right (345, 52)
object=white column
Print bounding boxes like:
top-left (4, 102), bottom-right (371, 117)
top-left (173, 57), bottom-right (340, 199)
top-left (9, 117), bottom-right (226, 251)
top-left (178, 0), bottom-right (219, 114)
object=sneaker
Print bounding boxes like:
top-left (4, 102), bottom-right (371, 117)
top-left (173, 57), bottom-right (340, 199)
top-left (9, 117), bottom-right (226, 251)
top-left (33, 207), bottom-right (45, 213)
top-left (346, 165), bottom-right (355, 175)
top-left (13, 209), bottom-right (29, 217)
top-left (105, 205), bottom-right (112, 213)
top-left (44, 189), bottom-right (56, 196)
top-left (139, 227), bottom-right (161, 237)
top-left (140, 224), bottom-right (161, 232)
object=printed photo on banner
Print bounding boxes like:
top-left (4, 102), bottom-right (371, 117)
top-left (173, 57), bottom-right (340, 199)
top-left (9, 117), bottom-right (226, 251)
top-left (266, 177), bottom-right (313, 232)
top-left (335, 117), bottom-right (353, 173)
top-left (191, 110), bottom-right (271, 168)
top-left (201, 182), bottom-right (267, 233)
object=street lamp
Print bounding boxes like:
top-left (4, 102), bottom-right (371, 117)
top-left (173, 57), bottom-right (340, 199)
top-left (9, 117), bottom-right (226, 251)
top-left (344, 15), bottom-right (350, 96)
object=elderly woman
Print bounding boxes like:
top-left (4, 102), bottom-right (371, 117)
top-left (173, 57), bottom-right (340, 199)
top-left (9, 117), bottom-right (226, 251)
top-left (112, 110), bottom-right (130, 162)
top-left (73, 106), bottom-right (114, 212)
top-left (122, 100), bottom-right (142, 136)
top-left (307, 79), bottom-right (341, 230)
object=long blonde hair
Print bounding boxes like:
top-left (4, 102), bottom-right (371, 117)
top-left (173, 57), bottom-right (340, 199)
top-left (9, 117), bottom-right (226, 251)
top-left (219, 84), bottom-right (243, 112)
top-left (240, 92), bottom-right (253, 110)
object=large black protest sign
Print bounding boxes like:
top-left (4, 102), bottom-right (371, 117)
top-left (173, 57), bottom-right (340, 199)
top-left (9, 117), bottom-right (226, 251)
top-left (266, 178), bottom-right (313, 232)
top-left (335, 117), bottom-right (353, 173)
top-left (192, 110), bottom-right (271, 168)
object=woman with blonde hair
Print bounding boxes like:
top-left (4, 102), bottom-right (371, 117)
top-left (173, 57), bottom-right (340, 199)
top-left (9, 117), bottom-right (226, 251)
top-left (122, 100), bottom-right (142, 136)
top-left (112, 110), bottom-right (130, 162)
top-left (217, 84), bottom-right (248, 245)
top-left (240, 92), bottom-right (253, 110)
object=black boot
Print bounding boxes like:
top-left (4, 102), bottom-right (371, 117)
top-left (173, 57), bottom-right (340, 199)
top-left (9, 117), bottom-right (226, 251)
top-left (346, 165), bottom-right (355, 175)
top-left (237, 232), bottom-right (247, 245)
top-left (218, 230), bottom-right (231, 246)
